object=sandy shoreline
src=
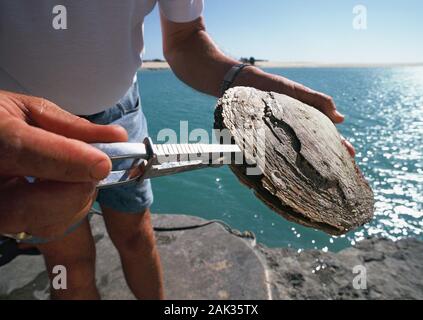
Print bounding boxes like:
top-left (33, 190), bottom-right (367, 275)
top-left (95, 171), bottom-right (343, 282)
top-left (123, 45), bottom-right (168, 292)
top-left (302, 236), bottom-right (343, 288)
top-left (142, 60), bottom-right (423, 70)
top-left (142, 61), bottom-right (171, 69)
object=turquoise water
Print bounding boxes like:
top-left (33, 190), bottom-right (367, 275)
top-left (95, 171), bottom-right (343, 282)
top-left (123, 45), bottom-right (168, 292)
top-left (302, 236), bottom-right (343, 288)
top-left (137, 67), bottom-right (423, 252)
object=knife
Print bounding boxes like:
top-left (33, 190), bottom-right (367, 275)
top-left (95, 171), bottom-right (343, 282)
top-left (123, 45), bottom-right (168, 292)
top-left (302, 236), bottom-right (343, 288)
top-left (92, 137), bottom-right (242, 189)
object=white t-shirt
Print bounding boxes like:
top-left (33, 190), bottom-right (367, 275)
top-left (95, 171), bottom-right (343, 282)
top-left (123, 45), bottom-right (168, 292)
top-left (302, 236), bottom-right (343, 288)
top-left (0, 0), bottom-right (203, 115)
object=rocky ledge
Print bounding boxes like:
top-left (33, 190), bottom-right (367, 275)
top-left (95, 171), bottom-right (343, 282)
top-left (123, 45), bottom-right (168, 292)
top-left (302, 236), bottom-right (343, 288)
top-left (258, 237), bottom-right (423, 300)
top-left (0, 214), bottom-right (422, 300)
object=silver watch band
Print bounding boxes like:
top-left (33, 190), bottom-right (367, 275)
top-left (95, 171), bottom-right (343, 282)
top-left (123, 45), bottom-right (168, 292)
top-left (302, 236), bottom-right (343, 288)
top-left (220, 63), bottom-right (248, 96)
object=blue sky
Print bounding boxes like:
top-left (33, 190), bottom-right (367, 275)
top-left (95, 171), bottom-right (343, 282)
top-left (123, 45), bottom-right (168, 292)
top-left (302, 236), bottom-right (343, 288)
top-left (143, 0), bottom-right (423, 63)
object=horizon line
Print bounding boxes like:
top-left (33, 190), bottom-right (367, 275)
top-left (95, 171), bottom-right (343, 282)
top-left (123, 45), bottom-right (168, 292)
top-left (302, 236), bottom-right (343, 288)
top-left (141, 60), bottom-right (423, 70)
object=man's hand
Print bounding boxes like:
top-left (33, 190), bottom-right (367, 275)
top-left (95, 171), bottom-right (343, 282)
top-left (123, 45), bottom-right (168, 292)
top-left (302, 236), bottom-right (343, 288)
top-left (0, 90), bottom-right (128, 238)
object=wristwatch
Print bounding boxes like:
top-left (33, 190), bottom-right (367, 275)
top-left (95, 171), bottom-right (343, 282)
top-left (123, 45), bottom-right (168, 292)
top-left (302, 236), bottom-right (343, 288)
top-left (220, 63), bottom-right (249, 96)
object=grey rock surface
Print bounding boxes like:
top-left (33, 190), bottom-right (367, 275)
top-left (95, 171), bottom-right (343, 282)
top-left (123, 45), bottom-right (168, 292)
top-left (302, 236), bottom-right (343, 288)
top-left (258, 237), bottom-right (423, 300)
top-left (0, 214), bottom-right (270, 300)
top-left (1, 214), bottom-right (422, 300)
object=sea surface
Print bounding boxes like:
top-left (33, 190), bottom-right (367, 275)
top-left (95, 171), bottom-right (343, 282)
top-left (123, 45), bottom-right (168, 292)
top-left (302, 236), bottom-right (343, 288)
top-left (137, 67), bottom-right (423, 252)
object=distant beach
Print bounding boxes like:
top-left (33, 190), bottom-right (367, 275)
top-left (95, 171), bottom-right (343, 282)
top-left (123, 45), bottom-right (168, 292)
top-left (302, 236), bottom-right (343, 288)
top-left (142, 61), bottom-right (171, 70)
top-left (141, 60), bottom-right (423, 70)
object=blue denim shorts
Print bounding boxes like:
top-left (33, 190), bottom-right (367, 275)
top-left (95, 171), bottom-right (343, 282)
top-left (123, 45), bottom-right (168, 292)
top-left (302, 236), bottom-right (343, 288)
top-left (86, 82), bottom-right (154, 213)
top-left (22, 82), bottom-right (154, 244)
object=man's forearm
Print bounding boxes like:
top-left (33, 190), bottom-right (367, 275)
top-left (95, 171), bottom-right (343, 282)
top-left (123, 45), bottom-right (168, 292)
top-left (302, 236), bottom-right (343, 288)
top-left (164, 27), bottom-right (337, 116)
top-left (162, 16), bottom-right (344, 124)
top-left (164, 26), bottom-right (237, 97)
top-left (162, 15), bottom-right (355, 157)
top-left (164, 27), bottom-right (292, 97)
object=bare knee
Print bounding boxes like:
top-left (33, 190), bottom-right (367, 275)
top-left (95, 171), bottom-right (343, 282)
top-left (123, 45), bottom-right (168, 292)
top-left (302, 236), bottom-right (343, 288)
top-left (44, 250), bottom-right (96, 272)
top-left (38, 235), bottom-right (96, 267)
top-left (33, 220), bottom-right (99, 299)
top-left (37, 236), bottom-right (96, 285)
top-left (40, 247), bottom-right (95, 281)
top-left (110, 223), bottom-right (156, 256)
top-left (102, 207), bottom-right (158, 257)
top-left (39, 245), bottom-right (97, 298)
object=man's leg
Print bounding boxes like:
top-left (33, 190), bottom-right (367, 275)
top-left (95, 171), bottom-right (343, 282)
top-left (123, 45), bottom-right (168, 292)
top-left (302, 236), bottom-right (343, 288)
top-left (101, 206), bottom-right (164, 300)
top-left (36, 218), bottom-right (99, 300)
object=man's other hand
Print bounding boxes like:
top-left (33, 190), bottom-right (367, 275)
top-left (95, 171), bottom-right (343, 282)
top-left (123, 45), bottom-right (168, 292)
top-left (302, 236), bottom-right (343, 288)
top-left (0, 90), bottom-right (128, 238)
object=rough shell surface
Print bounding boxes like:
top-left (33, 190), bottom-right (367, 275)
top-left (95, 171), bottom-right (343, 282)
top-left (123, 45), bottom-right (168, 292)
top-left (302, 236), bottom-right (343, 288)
top-left (214, 87), bottom-right (374, 235)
